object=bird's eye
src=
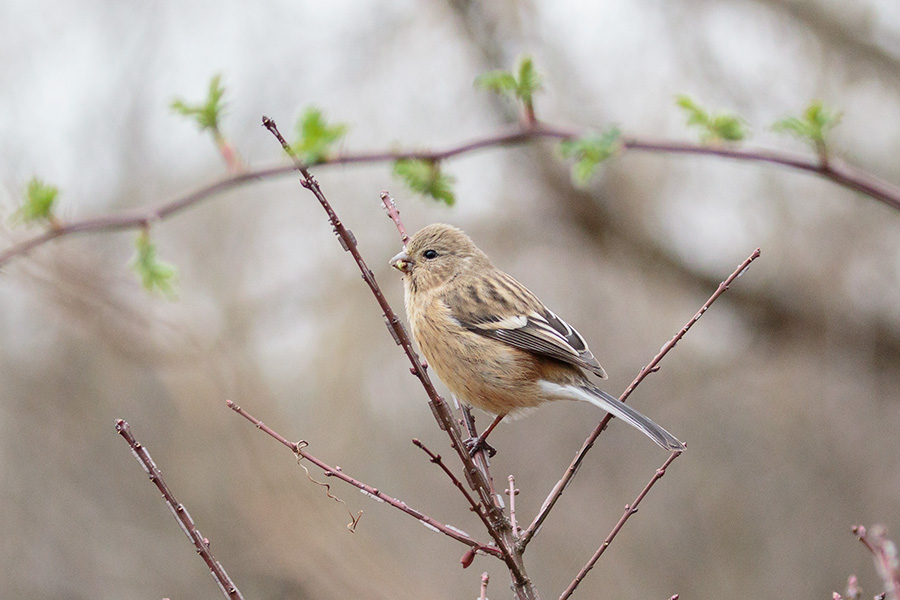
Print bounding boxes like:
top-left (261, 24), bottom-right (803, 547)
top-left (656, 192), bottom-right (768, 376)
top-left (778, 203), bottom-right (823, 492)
top-left (423, 249), bottom-right (438, 260)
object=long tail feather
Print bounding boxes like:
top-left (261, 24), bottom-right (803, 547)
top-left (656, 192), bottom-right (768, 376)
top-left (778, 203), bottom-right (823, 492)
top-left (577, 385), bottom-right (685, 451)
top-left (538, 380), bottom-right (684, 451)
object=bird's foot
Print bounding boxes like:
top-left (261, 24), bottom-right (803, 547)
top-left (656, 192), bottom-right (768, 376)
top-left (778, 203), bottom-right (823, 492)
top-left (464, 435), bottom-right (497, 458)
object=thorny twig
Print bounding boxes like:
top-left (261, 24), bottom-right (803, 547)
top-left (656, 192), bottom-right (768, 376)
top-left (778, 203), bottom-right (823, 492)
top-left (519, 247), bottom-right (760, 549)
top-left (559, 451), bottom-right (680, 600)
top-left (261, 117), bottom-right (535, 595)
top-left (412, 438), bottom-right (502, 562)
top-left (114, 419), bottom-right (245, 600)
top-left (853, 525), bottom-right (900, 600)
top-left (226, 400), bottom-right (499, 555)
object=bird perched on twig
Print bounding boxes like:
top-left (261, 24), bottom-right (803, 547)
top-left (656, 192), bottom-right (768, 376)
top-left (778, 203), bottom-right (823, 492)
top-left (390, 223), bottom-right (684, 455)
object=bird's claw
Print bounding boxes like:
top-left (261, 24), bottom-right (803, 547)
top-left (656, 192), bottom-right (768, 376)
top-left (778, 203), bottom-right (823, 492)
top-left (464, 435), bottom-right (497, 458)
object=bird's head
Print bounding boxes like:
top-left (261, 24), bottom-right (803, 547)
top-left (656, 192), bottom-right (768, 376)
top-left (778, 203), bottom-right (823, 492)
top-left (390, 223), bottom-right (490, 292)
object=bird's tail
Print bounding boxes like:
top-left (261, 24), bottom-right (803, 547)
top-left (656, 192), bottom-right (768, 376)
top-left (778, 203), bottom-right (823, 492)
top-left (576, 384), bottom-right (685, 451)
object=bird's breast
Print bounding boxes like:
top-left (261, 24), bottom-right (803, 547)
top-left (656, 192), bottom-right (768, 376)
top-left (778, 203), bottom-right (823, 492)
top-left (406, 294), bottom-right (548, 414)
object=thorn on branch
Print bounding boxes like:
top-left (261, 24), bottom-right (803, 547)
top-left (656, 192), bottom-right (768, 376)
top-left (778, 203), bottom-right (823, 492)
top-left (114, 419), bottom-right (246, 599)
top-left (384, 316), bottom-right (403, 345)
top-left (558, 450), bottom-right (682, 600)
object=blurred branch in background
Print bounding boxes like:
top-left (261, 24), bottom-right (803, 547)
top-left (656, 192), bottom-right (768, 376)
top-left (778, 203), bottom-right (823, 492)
top-left (3, 105), bottom-right (898, 271)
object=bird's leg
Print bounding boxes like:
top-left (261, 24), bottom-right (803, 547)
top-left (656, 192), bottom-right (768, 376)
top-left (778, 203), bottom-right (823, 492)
top-left (464, 413), bottom-right (505, 458)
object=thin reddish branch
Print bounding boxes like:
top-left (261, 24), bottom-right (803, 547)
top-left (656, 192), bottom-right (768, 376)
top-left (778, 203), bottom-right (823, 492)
top-left (622, 137), bottom-right (900, 210)
top-left (3, 121), bottom-right (898, 267)
top-left (519, 247), bottom-right (760, 549)
top-left (226, 401), bottom-right (498, 555)
top-left (412, 438), bottom-right (487, 523)
top-left (459, 404), bottom-right (499, 503)
top-left (380, 191), bottom-right (410, 246)
top-left (854, 525), bottom-right (879, 554)
top-left (412, 438), bottom-right (504, 559)
top-left (0, 166), bottom-right (292, 266)
top-left (620, 247), bottom-right (762, 401)
top-left (259, 118), bottom-right (535, 595)
top-left (261, 117), bottom-right (498, 511)
top-left (853, 525), bottom-right (900, 600)
top-left (558, 451), bottom-right (681, 600)
top-left (114, 419), bottom-right (245, 600)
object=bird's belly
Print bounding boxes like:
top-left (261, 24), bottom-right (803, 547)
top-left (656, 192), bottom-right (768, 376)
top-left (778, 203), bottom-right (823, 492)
top-left (417, 329), bottom-right (543, 414)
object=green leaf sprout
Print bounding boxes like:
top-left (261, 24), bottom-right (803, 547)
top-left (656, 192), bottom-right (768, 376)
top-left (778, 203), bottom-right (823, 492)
top-left (476, 56), bottom-right (543, 121)
top-left (14, 177), bottom-right (59, 224)
top-left (772, 100), bottom-right (842, 163)
top-left (559, 127), bottom-right (622, 184)
top-left (171, 74), bottom-right (227, 133)
top-left (130, 230), bottom-right (177, 298)
top-left (291, 107), bottom-right (349, 165)
top-left (392, 159), bottom-right (456, 206)
top-left (676, 95), bottom-right (747, 143)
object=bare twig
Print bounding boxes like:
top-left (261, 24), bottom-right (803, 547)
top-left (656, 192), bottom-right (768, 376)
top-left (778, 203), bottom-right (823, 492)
top-left (507, 475), bottom-right (520, 537)
top-left (855, 525), bottom-right (879, 554)
top-left (212, 130), bottom-right (244, 174)
top-left (412, 438), bottom-right (504, 560)
top-left (380, 191), bottom-right (410, 246)
top-left (853, 525), bottom-right (900, 600)
top-left (412, 438), bottom-right (483, 514)
top-left (559, 451), bottom-right (681, 600)
top-left (459, 403), bottom-right (498, 504)
top-left (114, 419), bottom-right (245, 600)
top-left (620, 247), bottom-right (762, 401)
top-left (480, 572), bottom-right (491, 600)
top-left (226, 400), bottom-right (499, 555)
top-left (0, 166), bottom-right (290, 266)
top-left (260, 117), bottom-right (533, 597)
top-left (519, 247), bottom-right (760, 549)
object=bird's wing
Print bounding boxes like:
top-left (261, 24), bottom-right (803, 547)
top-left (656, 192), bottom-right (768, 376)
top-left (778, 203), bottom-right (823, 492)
top-left (446, 273), bottom-right (608, 379)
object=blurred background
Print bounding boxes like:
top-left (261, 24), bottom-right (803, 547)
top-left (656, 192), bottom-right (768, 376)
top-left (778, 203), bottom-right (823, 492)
top-left (2, 0), bottom-right (900, 598)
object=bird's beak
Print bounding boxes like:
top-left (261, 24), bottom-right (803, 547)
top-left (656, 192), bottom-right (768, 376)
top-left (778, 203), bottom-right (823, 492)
top-left (390, 249), bottom-right (411, 273)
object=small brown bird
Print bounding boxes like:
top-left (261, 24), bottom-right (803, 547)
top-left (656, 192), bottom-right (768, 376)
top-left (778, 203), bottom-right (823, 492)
top-left (390, 223), bottom-right (684, 453)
